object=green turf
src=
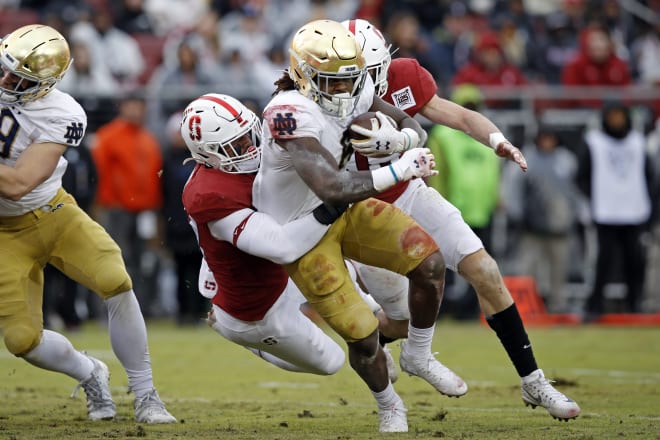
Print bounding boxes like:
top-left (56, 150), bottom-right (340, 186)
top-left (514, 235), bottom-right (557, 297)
top-left (1, 319), bottom-right (658, 439)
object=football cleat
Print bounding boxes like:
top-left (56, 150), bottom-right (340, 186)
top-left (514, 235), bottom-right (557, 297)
top-left (399, 340), bottom-right (467, 397)
top-left (71, 354), bottom-right (116, 421)
top-left (134, 389), bottom-right (177, 424)
top-left (382, 345), bottom-right (398, 383)
top-left (378, 400), bottom-right (408, 433)
top-left (522, 369), bottom-right (580, 421)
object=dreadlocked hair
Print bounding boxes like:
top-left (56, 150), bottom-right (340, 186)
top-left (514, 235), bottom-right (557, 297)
top-left (273, 70), bottom-right (296, 96)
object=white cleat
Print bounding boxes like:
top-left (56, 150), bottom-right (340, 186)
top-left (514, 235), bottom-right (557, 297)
top-left (134, 389), bottom-right (177, 424)
top-left (379, 401), bottom-right (408, 433)
top-left (399, 340), bottom-right (467, 397)
top-left (521, 369), bottom-right (580, 421)
top-left (382, 345), bottom-right (398, 383)
top-left (71, 355), bottom-right (116, 421)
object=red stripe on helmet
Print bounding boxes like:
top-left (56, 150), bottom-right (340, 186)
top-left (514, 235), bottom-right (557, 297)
top-left (348, 19), bottom-right (356, 35)
top-left (199, 95), bottom-right (246, 125)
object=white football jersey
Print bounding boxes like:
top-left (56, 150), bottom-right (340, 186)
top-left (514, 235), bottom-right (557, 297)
top-left (0, 89), bottom-right (86, 216)
top-left (253, 80), bottom-right (375, 223)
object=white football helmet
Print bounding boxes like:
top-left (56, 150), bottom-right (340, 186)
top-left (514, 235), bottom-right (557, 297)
top-left (180, 94), bottom-right (262, 174)
top-left (289, 19), bottom-right (367, 118)
top-left (0, 24), bottom-right (72, 104)
top-left (342, 19), bottom-right (391, 97)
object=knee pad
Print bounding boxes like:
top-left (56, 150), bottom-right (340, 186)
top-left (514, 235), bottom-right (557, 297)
top-left (94, 265), bottom-right (132, 299)
top-left (323, 300), bottom-right (378, 343)
top-left (4, 324), bottom-right (41, 356)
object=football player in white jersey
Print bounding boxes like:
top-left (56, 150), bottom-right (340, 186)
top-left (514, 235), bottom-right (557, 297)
top-left (0, 25), bottom-right (176, 424)
top-left (341, 18), bottom-right (580, 422)
top-left (252, 19), bottom-right (464, 433)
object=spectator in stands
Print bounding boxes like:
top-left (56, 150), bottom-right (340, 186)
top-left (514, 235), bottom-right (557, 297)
top-left (577, 102), bottom-right (654, 320)
top-left (502, 126), bottom-right (586, 313)
top-left (529, 10), bottom-right (579, 84)
top-left (160, 112), bottom-right (206, 326)
top-left (149, 37), bottom-right (216, 119)
top-left (560, 24), bottom-right (631, 107)
top-left (142, 0), bottom-right (208, 36)
top-left (452, 30), bottom-right (527, 107)
top-left (69, 6), bottom-right (146, 89)
top-left (57, 40), bottom-right (119, 96)
top-left (630, 22), bottom-right (660, 85)
top-left (425, 84), bottom-right (501, 319)
top-left (385, 10), bottom-right (446, 83)
top-left (91, 95), bottom-right (164, 317)
top-left (111, 0), bottom-right (156, 35)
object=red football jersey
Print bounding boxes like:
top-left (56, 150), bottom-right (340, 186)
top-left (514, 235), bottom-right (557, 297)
top-left (384, 57), bottom-right (438, 117)
top-left (353, 57), bottom-right (438, 203)
top-left (182, 164), bottom-right (288, 321)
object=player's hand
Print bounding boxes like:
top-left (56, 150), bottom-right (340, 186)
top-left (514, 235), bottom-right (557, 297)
top-left (495, 141), bottom-right (527, 171)
top-left (391, 147), bottom-right (438, 181)
top-left (350, 112), bottom-right (418, 156)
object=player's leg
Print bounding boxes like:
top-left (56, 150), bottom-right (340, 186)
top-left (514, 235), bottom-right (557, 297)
top-left (0, 206), bottom-right (115, 421)
top-left (285, 217), bottom-right (407, 432)
top-left (405, 182), bottom-right (580, 420)
top-left (208, 279), bottom-right (346, 375)
top-left (49, 191), bottom-right (176, 424)
top-left (342, 199), bottom-right (466, 397)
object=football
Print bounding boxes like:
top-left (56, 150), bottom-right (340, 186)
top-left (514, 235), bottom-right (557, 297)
top-left (348, 111), bottom-right (380, 141)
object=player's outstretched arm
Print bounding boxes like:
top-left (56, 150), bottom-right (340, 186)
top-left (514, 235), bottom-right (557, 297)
top-left (420, 95), bottom-right (527, 171)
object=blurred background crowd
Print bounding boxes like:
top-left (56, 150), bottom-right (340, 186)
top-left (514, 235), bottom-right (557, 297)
top-left (1, 0), bottom-right (658, 328)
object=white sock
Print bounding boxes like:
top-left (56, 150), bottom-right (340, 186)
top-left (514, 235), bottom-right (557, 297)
top-left (403, 324), bottom-right (434, 358)
top-left (106, 290), bottom-right (154, 396)
top-left (372, 383), bottom-right (402, 409)
top-left (23, 330), bottom-right (94, 381)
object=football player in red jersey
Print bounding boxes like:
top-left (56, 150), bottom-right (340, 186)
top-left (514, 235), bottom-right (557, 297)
top-left (181, 93), bottom-right (349, 375)
top-left (342, 18), bottom-right (580, 422)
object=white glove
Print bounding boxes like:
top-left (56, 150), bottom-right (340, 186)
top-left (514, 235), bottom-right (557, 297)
top-left (372, 147), bottom-right (438, 191)
top-left (350, 111), bottom-right (420, 156)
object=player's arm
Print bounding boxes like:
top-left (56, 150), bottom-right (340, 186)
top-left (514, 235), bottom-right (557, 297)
top-left (420, 95), bottom-right (527, 171)
top-left (207, 207), bottom-right (335, 265)
top-left (370, 95), bottom-right (428, 146)
top-left (279, 136), bottom-right (436, 206)
top-left (0, 142), bottom-right (67, 200)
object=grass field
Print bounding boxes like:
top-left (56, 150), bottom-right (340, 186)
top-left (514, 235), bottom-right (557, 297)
top-left (1, 318), bottom-right (659, 439)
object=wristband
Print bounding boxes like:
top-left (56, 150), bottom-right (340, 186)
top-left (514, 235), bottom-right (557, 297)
top-left (400, 128), bottom-right (420, 150)
top-left (488, 132), bottom-right (507, 149)
top-left (372, 165), bottom-right (401, 191)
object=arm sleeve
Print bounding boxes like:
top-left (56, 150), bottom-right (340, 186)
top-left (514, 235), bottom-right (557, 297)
top-left (208, 208), bottom-right (330, 264)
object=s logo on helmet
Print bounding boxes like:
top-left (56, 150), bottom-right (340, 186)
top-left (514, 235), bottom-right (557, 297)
top-left (188, 115), bottom-right (202, 141)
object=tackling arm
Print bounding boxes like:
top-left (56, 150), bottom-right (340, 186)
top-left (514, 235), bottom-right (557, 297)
top-left (0, 142), bottom-right (67, 200)
top-left (208, 208), bottom-right (331, 265)
top-left (420, 95), bottom-right (527, 171)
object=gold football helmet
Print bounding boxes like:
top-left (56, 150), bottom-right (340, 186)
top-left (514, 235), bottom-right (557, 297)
top-left (289, 19), bottom-right (367, 118)
top-left (0, 24), bottom-right (72, 104)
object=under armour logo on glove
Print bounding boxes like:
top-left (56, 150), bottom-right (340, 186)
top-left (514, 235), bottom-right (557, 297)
top-left (350, 111), bottom-right (419, 157)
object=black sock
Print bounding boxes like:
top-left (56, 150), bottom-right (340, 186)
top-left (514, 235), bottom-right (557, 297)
top-left (379, 333), bottom-right (396, 347)
top-left (486, 304), bottom-right (538, 377)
